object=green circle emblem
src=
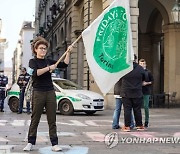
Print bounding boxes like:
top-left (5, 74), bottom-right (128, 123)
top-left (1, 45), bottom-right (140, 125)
top-left (93, 7), bottom-right (130, 73)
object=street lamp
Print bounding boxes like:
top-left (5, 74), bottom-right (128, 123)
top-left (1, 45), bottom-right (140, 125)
top-left (171, 0), bottom-right (180, 23)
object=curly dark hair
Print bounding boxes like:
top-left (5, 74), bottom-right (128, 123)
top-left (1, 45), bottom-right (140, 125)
top-left (31, 36), bottom-right (49, 55)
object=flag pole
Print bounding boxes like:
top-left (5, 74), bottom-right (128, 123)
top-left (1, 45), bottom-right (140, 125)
top-left (55, 34), bottom-right (82, 66)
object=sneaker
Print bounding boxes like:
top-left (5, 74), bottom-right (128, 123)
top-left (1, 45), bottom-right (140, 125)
top-left (112, 126), bottom-right (120, 129)
top-left (121, 126), bottom-right (130, 132)
top-left (27, 112), bottom-right (31, 115)
top-left (23, 143), bottom-right (33, 151)
top-left (144, 122), bottom-right (149, 128)
top-left (130, 124), bottom-right (135, 130)
top-left (130, 125), bottom-right (135, 130)
top-left (136, 126), bottom-right (145, 131)
top-left (51, 145), bottom-right (62, 152)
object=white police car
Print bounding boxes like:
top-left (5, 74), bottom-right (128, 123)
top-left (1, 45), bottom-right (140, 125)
top-left (7, 78), bottom-right (104, 115)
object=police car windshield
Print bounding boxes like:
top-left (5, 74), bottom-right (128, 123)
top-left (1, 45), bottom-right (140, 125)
top-left (53, 79), bottom-right (83, 90)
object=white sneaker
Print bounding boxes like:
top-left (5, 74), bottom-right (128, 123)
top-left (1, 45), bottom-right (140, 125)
top-left (51, 145), bottom-right (62, 152)
top-left (23, 143), bottom-right (33, 151)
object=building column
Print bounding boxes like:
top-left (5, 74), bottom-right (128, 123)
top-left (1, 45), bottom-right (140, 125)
top-left (163, 24), bottom-right (180, 101)
top-left (151, 34), bottom-right (162, 94)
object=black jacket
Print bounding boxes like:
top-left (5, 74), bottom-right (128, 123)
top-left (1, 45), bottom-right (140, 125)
top-left (29, 57), bottom-right (68, 91)
top-left (120, 62), bottom-right (145, 98)
top-left (17, 73), bottom-right (30, 89)
top-left (0, 75), bottom-right (8, 91)
top-left (142, 69), bottom-right (153, 95)
top-left (114, 79), bottom-right (122, 95)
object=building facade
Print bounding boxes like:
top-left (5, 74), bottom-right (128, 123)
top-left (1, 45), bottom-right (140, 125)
top-left (12, 21), bottom-right (35, 83)
top-left (34, 0), bottom-right (180, 108)
top-left (0, 18), bottom-right (8, 72)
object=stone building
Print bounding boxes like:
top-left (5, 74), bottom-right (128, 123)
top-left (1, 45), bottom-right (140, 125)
top-left (34, 0), bottom-right (180, 108)
top-left (0, 18), bottom-right (7, 72)
top-left (12, 21), bottom-right (35, 83)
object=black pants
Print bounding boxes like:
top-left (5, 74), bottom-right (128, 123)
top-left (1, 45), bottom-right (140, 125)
top-left (122, 97), bottom-right (143, 127)
top-left (28, 90), bottom-right (58, 146)
top-left (0, 90), bottom-right (6, 110)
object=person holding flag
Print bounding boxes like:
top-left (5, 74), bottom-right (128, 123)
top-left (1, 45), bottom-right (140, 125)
top-left (23, 36), bottom-right (73, 152)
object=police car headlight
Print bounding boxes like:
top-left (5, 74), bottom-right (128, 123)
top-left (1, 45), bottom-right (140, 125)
top-left (76, 94), bottom-right (91, 100)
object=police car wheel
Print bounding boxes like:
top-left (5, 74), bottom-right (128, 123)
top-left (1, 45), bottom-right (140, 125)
top-left (85, 111), bottom-right (96, 115)
top-left (59, 99), bottom-right (74, 115)
top-left (9, 97), bottom-right (19, 112)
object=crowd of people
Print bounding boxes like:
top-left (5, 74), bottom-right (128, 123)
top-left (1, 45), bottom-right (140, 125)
top-left (112, 56), bottom-right (153, 131)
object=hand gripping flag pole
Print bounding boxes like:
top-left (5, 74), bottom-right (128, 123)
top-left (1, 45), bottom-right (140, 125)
top-left (55, 34), bottom-right (82, 66)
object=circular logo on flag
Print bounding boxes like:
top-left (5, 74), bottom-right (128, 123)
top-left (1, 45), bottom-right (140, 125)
top-left (93, 7), bottom-right (130, 73)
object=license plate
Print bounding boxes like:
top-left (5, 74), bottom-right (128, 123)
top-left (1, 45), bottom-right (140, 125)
top-left (96, 102), bottom-right (103, 106)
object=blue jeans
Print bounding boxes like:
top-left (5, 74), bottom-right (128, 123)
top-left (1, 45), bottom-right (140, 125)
top-left (112, 98), bottom-right (135, 129)
top-left (18, 88), bottom-right (30, 113)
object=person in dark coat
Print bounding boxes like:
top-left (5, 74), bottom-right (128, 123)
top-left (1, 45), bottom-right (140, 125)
top-left (0, 71), bottom-right (8, 112)
top-left (121, 55), bottom-right (145, 132)
top-left (112, 79), bottom-right (135, 129)
top-left (17, 67), bottom-right (31, 114)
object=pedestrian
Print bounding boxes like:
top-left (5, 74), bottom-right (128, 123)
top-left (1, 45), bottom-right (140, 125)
top-left (139, 59), bottom-right (153, 128)
top-left (121, 55), bottom-right (145, 132)
top-left (23, 36), bottom-right (72, 152)
top-left (0, 71), bottom-right (8, 112)
top-left (17, 67), bottom-right (31, 114)
top-left (112, 79), bottom-right (135, 129)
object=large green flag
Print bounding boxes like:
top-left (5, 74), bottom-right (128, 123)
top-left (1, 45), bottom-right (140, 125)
top-left (82, 0), bottom-right (134, 95)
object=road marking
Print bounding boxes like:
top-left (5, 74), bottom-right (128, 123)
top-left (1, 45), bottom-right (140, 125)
top-left (127, 132), bottom-right (157, 138)
top-left (11, 120), bottom-right (25, 126)
top-left (0, 120), bottom-right (7, 126)
top-left (56, 120), bottom-right (88, 126)
top-left (0, 137), bottom-right (9, 142)
top-left (0, 145), bottom-right (28, 154)
top-left (37, 132), bottom-right (77, 137)
top-left (24, 133), bottom-right (49, 143)
top-left (84, 132), bottom-right (105, 142)
top-left (174, 132), bottom-right (180, 137)
top-left (1, 119), bottom-right (180, 128)
top-left (39, 145), bottom-right (88, 154)
top-left (85, 120), bottom-right (112, 126)
top-left (0, 145), bottom-right (88, 154)
top-left (24, 132), bottom-right (77, 143)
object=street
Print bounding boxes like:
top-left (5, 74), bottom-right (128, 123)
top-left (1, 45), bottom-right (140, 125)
top-left (0, 100), bottom-right (180, 154)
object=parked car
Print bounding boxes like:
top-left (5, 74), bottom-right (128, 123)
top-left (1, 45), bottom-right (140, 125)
top-left (6, 78), bottom-right (104, 115)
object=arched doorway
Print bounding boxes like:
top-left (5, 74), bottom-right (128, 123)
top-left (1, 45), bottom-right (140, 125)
top-left (138, 0), bottom-right (169, 94)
